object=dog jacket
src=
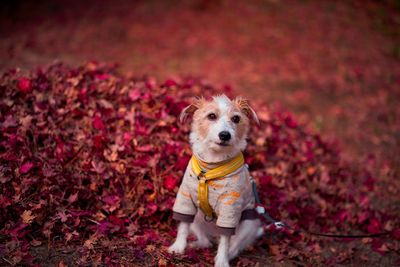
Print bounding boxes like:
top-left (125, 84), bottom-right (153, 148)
top-left (172, 156), bottom-right (257, 235)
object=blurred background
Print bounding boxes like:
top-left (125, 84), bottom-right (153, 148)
top-left (1, 0), bottom-right (399, 175)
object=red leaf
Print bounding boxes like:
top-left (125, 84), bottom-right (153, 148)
top-left (393, 228), bottom-right (400, 240)
top-left (367, 218), bottom-right (381, 234)
top-left (164, 175), bottom-right (178, 190)
top-left (162, 79), bottom-right (177, 87)
top-left (147, 202), bottom-right (158, 215)
top-left (92, 115), bottom-right (105, 131)
top-left (136, 144), bottom-right (154, 152)
top-left (20, 162), bottom-right (34, 174)
top-left (17, 77), bottom-right (32, 93)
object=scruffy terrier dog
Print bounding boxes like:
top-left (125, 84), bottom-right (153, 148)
top-left (168, 95), bottom-right (263, 267)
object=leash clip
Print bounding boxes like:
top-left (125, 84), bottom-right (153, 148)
top-left (255, 204), bottom-right (265, 215)
top-left (274, 221), bottom-right (285, 229)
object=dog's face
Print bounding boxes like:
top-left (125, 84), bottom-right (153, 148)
top-left (180, 95), bottom-right (259, 162)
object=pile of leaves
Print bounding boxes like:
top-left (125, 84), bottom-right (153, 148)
top-left (0, 63), bottom-right (399, 265)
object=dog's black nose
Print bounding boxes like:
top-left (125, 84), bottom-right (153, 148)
top-left (218, 131), bottom-right (231, 141)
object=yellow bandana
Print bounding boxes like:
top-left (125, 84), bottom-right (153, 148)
top-left (191, 153), bottom-right (245, 219)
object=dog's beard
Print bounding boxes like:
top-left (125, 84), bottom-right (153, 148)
top-left (190, 132), bottom-right (247, 163)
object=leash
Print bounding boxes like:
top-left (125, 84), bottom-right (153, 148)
top-left (251, 181), bottom-right (390, 239)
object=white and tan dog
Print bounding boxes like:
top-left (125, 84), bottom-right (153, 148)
top-left (168, 95), bottom-right (263, 267)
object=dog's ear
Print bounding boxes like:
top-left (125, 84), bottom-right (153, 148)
top-left (234, 97), bottom-right (260, 126)
top-left (179, 97), bottom-right (205, 123)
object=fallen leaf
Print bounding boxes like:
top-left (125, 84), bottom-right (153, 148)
top-left (21, 210), bottom-right (36, 224)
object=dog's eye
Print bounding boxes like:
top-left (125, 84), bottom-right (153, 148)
top-left (231, 115), bottom-right (240, 124)
top-left (207, 113), bottom-right (217, 120)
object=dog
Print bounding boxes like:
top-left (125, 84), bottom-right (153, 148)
top-left (168, 95), bottom-right (263, 267)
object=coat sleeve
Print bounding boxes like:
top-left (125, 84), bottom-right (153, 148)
top-left (172, 165), bottom-right (197, 223)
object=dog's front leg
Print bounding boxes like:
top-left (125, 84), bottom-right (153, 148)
top-left (168, 222), bottom-right (190, 254)
top-left (215, 235), bottom-right (230, 267)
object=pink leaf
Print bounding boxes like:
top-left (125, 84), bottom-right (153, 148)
top-left (68, 192), bottom-right (78, 203)
top-left (129, 89), bottom-right (141, 101)
top-left (20, 162), bottom-right (34, 174)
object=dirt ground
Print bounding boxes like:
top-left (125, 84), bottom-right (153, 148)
top-left (1, 0), bottom-right (399, 265)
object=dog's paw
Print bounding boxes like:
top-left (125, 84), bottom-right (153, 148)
top-left (168, 241), bottom-right (186, 254)
top-left (214, 255), bottom-right (230, 267)
top-left (256, 226), bottom-right (264, 238)
top-left (228, 247), bottom-right (238, 261)
top-left (190, 239), bottom-right (212, 249)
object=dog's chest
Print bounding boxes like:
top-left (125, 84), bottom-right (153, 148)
top-left (185, 165), bottom-right (249, 210)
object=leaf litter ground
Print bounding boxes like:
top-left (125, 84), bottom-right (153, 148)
top-left (0, 63), bottom-right (399, 266)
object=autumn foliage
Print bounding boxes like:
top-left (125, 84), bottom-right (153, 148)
top-left (0, 63), bottom-right (399, 265)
